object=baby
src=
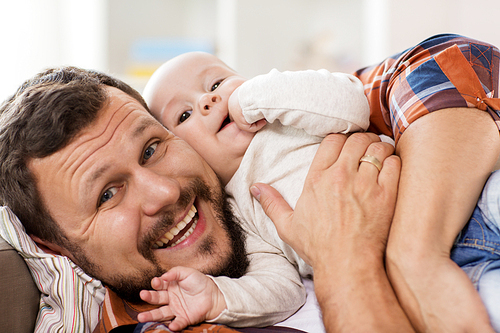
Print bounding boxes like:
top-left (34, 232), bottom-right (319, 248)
top-left (138, 51), bottom-right (382, 331)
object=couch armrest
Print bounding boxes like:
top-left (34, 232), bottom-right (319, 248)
top-left (0, 236), bottom-right (39, 333)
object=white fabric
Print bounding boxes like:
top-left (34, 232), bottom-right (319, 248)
top-left (276, 278), bottom-right (326, 333)
top-left (0, 206), bottom-right (105, 333)
top-left (213, 69), bottom-right (373, 328)
top-left (240, 68), bottom-right (370, 136)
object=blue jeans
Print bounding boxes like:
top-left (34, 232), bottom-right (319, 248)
top-left (451, 170), bottom-right (500, 332)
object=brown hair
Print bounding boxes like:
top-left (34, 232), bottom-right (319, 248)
top-left (0, 66), bottom-right (148, 245)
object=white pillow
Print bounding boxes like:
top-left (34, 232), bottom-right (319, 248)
top-left (0, 206), bottom-right (105, 333)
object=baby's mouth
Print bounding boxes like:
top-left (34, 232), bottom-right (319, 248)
top-left (219, 116), bottom-right (231, 132)
top-left (152, 204), bottom-right (198, 249)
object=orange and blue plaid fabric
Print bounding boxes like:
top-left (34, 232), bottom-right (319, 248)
top-left (354, 34), bottom-right (500, 143)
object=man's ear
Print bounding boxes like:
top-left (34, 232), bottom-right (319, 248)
top-left (30, 235), bottom-right (67, 256)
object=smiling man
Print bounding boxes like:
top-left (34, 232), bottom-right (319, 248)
top-left (0, 67), bottom-right (248, 303)
top-left (0, 65), bottom-right (415, 333)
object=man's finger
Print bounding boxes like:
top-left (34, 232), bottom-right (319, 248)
top-left (250, 183), bottom-right (293, 240)
top-left (307, 134), bottom-right (347, 172)
top-left (339, 132), bottom-right (382, 173)
top-left (378, 155), bottom-right (401, 189)
top-left (358, 141), bottom-right (395, 180)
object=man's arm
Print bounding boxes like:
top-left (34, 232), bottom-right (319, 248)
top-left (386, 107), bottom-right (499, 332)
top-left (251, 133), bottom-right (414, 332)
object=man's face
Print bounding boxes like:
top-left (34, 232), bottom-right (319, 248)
top-left (143, 52), bottom-right (253, 182)
top-left (29, 87), bottom-right (246, 300)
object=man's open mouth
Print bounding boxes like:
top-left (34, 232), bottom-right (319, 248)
top-left (219, 116), bottom-right (231, 132)
top-left (152, 204), bottom-right (199, 249)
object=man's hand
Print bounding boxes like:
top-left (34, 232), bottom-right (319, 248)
top-left (228, 87), bottom-right (266, 133)
top-left (138, 266), bottom-right (226, 331)
top-left (251, 133), bottom-right (414, 332)
top-left (251, 133), bottom-right (399, 266)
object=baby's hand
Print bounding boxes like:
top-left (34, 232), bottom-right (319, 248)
top-left (228, 87), bottom-right (266, 133)
top-left (138, 266), bottom-right (226, 331)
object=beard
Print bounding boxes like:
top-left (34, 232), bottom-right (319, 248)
top-left (69, 177), bottom-right (249, 303)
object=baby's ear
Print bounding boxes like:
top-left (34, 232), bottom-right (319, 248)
top-left (30, 235), bottom-right (66, 255)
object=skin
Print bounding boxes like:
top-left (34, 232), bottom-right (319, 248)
top-left (143, 52), bottom-right (262, 185)
top-left (386, 108), bottom-right (499, 332)
top-left (28, 86), bottom-right (238, 296)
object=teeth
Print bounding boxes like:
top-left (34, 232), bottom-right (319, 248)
top-left (155, 204), bottom-right (198, 249)
top-left (170, 221), bottom-right (196, 247)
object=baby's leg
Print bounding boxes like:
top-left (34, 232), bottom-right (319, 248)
top-left (477, 262), bottom-right (500, 332)
top-left (451, 169), bottom-right (500, 331)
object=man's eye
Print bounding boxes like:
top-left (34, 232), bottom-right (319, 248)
top-left (143, 142), bottom-right (158, 161)
top-left (211, 81), bottom-right (221, 91)
top-left (179, 110), bottom-right (192, 124)
top-left (100, 187), bottom-right (117, 205)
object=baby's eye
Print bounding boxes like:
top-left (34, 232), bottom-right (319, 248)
top-left (211, 81), bottom-right (222, 91)
top-left (143, 142), bottom-right (158, 161)
top-left (179, 110), bottom-right (192, 124)
top-left (100, 187), bottom-right (117, 206)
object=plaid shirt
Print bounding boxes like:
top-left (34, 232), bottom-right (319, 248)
top-left (354, 33), bottom-right (500, 143)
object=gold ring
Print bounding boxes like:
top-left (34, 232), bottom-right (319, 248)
top-left (359, 155), bottom-right (382, 172)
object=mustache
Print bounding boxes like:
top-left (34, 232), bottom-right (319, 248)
top-left (138, 177), bottom-right (216, 262)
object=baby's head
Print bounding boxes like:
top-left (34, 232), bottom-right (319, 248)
top-left (143, 52), bottom-right (252, 185)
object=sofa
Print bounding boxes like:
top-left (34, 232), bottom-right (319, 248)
top-left (0, 236), bottom-right (39, 332)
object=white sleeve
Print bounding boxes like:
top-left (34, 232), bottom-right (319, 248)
top-left (237, 68), bottom-right (370, 137)
top-left (208, 209), bottom-right (306, 327)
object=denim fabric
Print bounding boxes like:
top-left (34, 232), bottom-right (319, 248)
top-left (451, 170), bottom-right (500, 332)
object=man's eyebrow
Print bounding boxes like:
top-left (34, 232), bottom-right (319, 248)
top-left (85, 117), bottom-right (160, 199)
top-left (85, 163), bottom-right (111, 203)
top-left (132, 117), bottom-right (160, 138)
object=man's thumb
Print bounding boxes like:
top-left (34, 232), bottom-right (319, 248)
top-left (250, 183), bottom-right (293, 236)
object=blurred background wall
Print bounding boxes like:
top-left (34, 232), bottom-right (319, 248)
top-left (1, 0), bottom-right (499, 102)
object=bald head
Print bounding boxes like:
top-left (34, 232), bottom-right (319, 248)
top-left (143, 52), bottom-right (235, 109)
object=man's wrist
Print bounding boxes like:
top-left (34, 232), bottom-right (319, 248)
top-left (313, 251), bottom-right (414, 332)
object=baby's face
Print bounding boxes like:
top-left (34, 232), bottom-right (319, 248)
top-left (143, 52), bottom-right (253, 184)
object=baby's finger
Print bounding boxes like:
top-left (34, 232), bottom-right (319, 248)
top-left (248, 119), bottom-right (267, 132)
top-left (169, 316), bottom-right (191, 332)
top-left (138, 306), bottom-right (175, 323)
top-left (140, 290), bottom-right (170, 305)
top-left (151, 276), bottom-right (169, 290)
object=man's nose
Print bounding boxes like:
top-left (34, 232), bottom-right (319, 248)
top-left (136, 169), bottom-right (181, 216)
top-left (199, 93), bottom-right (221, 115)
